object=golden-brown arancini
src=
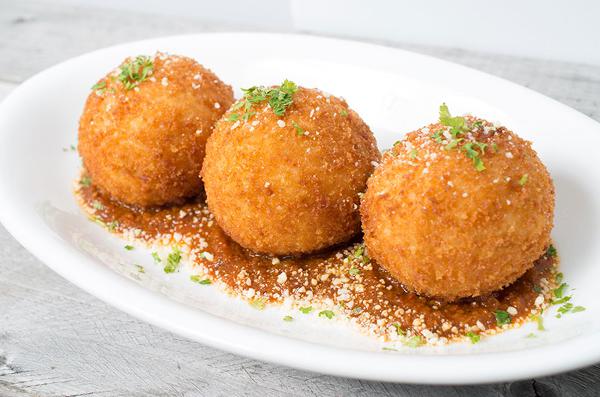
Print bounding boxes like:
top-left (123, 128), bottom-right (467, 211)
top-left (202, 81), bottom-right (380, 256)
top-left (361, 105), bottom-right (555, 300)
top-left (78, 52), bottom-right (234, 207)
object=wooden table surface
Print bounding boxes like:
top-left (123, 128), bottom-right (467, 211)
top-left (1, 1), bottom-right (600, 396)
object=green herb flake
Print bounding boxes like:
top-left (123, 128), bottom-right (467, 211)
top-left (234, 79), bottom-right (298, 121)
top-left (533, 285), bottom-right (542, 293)
top-left (471, 120), bottom-right (484, 129)
top-left (190, 275), bottom-right (211, 285)
top-left (151, 252), bottom-right (161, 263)
top-left (340, 109), bottom-right (349, 117)
top-left (439, 103), bottom-right (466, 129)
top-left (227, 113), bottom-right (240, 122)
top-left (547, 245), bottom-right (558, 258)
top-left (318, 310), bottom-right (335, 319)
top-left (519, 174), bottom-right (529, 186)
top-left (124, 245), bottom-right (134, 251)
top-left (118, 55), bottom-right (154, 90)
top-left (80, 176), bottom-right (92, 187)
top-left (466, 332), bottom-right (480, 344)
top-left (551, 295), bottom-right (571, 305)
top-left (558, 302), bottom-right (573, 314)
top-left (291, 121), bottom-right (305, 136)
top-left (283, 315), bottom-right (293, 322)
top-left (392, 323), bottom-right (405, 336)
top-left (349, 267), bottom-right (360, 276)
top-left (403, 335), bottom-right (424, 348)
top-left (526, 333), bottom-right (538, 339)
top-left (382, 347), bottom-right (397, 351)
top-left (91, 80), bottom-right (107, 92)
top-left (435, 104), bottom-right (490, 171)
top-left (135, 264), bottom-right (145, 273)
top-left (163, 246), bottom-right (181, 274)
top-left (531, 314), bottom-right (545, 331)
top-left (554, 283), bottom-right (568, 299)
top-left (555, 271), bottom-right (563, 284)
top-left (107, 221), bottom-right (119, 232)
top-left (572, 306), bottom-right (586, 313)
top-left (92, 200), bottom-right (105, 210)
top-left (250, 297), bottom-right (267, 310)
top-left (299, 306), bottom-right (313, 314)
top-left (269, 79), bottom-right (298, 116)
top-left (495, 310), bottom-right (511, 326)
top-left (409, 148), bottom-right (418, 159)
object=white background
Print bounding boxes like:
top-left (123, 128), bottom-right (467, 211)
top-left (44, 0), bottom-right (600, 66)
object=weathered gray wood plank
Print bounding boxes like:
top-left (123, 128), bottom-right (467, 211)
top-left (1, 0), bottom-right (599, 396)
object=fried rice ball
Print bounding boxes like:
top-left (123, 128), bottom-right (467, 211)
top-left (78, 52), bottom-right (234, 207)
top-left (202, 84), bottom-right (380, 255)
top-left (361, 109), bottom-right (554, 300)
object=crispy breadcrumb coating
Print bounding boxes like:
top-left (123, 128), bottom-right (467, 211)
top-left (361, 116), bottom-right (554, 300)
top-left (78, 52), bottom-right (234, 207)
top-left (202, 86), bottom-right (380, 255)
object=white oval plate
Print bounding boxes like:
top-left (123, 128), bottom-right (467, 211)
top-left (0, 33), bottom-right (599, 384)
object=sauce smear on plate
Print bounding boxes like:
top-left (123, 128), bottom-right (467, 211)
top-left (77, 180), bottom-right (558, 346)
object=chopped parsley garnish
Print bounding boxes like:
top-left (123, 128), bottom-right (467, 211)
top-left (283, 315), bottom-right (293, 322)
top-left (557, 303), bottom-right (573, 315)
top-left (547, 245), bottom-right (557, 258)
top-left (403, 335), bottom-right (424, 348)
top-left (439, 103), bottom-right (465, 129)
top-left (299, 306), bottom-right (313, 314)
top-left (163, 246), bottom-right (181, 273)
top-left (318, 310), bottom-right (335, 319)
top-left (107, 221), bottom-right (119, 232)
top-left (382, 347), bottom-right (398, 351)
top-left (80, 176), bottom-right (92, 187)
top-left (190, 275), bottom-right (211, 285)
top-left (554, 283), bottom-right (568, 299)
top-left (551, 295), bottom-right (571, 305)
top-left (435, 103), bottom-right (489, 171)
top-left (348, 267), bottom-right (360, 276)
top-left (392, 323), bottom-right (405, 336)
top-left (227, 113), bottom-right (240, 122)
top-left (340, 109), bottom-right (348, 117)
top-left (291, 121), bottom-right (305, 136)
top-left (91, 80), bottom-right (106, 92)
top-left (466, 332), bottom-right (480, 344)
top-left (250, 297), bottom-right (267, 310)
top-left (353, 244), bottom-right (370, 264)
top-left (124, 245), bottom-right (134, 251)
top-left (555, 271), bottom-right (563, 283)
top-left (462, 142), bottom-right (486, 171)
top-left (151, 252), bottom-right (161, 263)
top-left (519, 174), bottom-right (529, 186)
top-left (495, 310), bottom-right (511, 326)
top-left (409, 148), bottom-right (418, 159)
top-left (228, 79), bottom-right (298, 121)
top-left (572, 306), bottom-right (586, 313)
top-left (531, 314), bottom-right (545, 331)
top-left (92, 200), bottom-right (104, 210)
top-left (135, 264), bottom-right (145, 273)
top-left (118, 55), bottom-right (154, 90)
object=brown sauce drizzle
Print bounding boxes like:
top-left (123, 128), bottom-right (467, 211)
top-left (77, 179), bottom-right (558, 345)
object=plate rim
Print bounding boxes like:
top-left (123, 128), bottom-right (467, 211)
top-left (0, 32), bottom-right (599, 384)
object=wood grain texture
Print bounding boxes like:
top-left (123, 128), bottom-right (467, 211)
top-left (1, 1), bottom-right (600, 396)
